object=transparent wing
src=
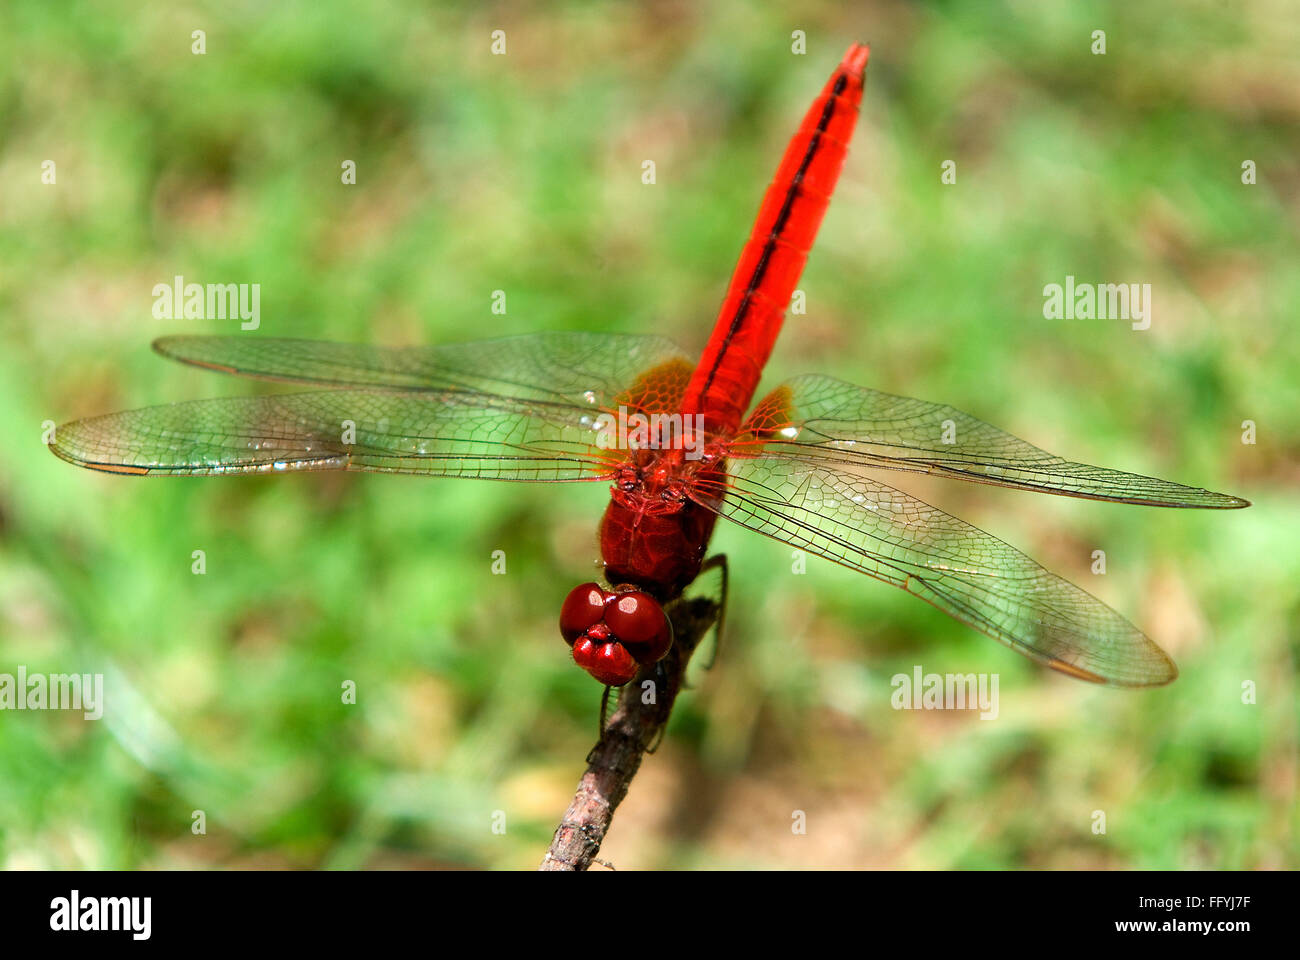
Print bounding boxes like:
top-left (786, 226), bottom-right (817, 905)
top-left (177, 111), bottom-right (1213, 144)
top-left (698, 456), bottom-right (1178, 686)
top-left (152, 331), bottom-right (690, 401)
top-left (51, 391), bottom-right (618, 478)
top-left (52, 333), bottom-right (696, 479)
top-left (739, 375), bottom-right (1248, 509)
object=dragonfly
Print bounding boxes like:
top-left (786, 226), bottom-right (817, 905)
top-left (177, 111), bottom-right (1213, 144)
top-left (50, 44), bottom-right (1248, 689)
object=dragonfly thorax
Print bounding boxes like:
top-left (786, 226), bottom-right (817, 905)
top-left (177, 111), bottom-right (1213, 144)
top-left (599, 448), bottom-right (721, 601)
top-left (609, 446), bottom-right (725, 517)
top-left (611, 452), bottom-right (691, 517)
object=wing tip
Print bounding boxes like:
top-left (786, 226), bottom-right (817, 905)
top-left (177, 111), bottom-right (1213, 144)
top-left (1046, 650), bottom-right (1179, 687)
top-left (1164, 490), bottom-right (1251, 510)
top-left (1125, 654), bottom-right (1179, 688)
top-left (152, 335), bottom-right (245, 375)
top-left (48, 432), bottom-right (153, 476)
top-left (1185, 490), bottom-right (1251, 510)
top-left (151, 334), bottom-right (190, 358)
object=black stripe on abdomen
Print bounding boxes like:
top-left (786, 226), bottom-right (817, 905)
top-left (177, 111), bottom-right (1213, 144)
top-left (697, 71), bottom-right (850, 400)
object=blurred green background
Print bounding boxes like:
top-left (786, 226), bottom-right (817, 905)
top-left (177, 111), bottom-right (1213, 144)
top-left (2, 0), bottom-right (1297, 869)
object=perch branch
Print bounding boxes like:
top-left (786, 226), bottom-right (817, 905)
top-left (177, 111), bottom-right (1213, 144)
top-left (539, 592), bottom-right (719, 871)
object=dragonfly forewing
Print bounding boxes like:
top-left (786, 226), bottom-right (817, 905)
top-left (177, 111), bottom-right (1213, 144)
top-left (50, 390), bottom-right (619, 480)
top-left (53, 332), bottom-right (703, 478)
top-left (153, 332), bottom-right (692, 404)
top-left (740, 374), bottom-right (1249, 509)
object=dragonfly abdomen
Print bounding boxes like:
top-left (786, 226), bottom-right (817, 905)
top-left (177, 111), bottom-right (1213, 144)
top-left (682, 44), bottom-right (869, 436)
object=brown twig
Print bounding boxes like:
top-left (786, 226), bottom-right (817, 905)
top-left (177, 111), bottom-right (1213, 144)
top-left (539, 592), bottom-right (719, 871)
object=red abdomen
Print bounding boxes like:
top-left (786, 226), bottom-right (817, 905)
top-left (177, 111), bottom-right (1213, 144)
top-left (682, 44), bottom-right (869, 436)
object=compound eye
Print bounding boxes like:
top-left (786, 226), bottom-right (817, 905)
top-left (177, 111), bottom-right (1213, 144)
top-left (603, 591), bottom-right (672, 664)
top-left (571, 636), bottom-right (639, 686)
top-left (559, 582), bottom-right (609, 643)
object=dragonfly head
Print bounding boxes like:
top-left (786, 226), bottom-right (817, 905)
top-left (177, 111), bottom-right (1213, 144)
top-left (559, 582), bottom-right (673, 686)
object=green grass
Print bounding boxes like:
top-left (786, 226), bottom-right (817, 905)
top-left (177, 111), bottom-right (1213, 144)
top-left (1, 0), bottom-right (1297, 868)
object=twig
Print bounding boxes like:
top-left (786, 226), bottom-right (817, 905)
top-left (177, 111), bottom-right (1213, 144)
top-left (539, 592), bottom-right (719, 871)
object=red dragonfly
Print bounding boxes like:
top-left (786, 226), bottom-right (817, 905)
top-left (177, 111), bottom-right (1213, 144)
top-left (51, 44), bottom-right (1247, 689)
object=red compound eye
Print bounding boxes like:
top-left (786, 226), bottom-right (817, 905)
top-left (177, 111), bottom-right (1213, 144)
top-left (603, 591), bottom-right (672, 664)
top-left (559, 582), bottom-right (609, 644)
top-left (572, 636), bottom-right (639, 686)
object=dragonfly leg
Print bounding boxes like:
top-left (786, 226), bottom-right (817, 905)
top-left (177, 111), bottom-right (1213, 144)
top-left (644, 724), bottom-right (666, 755)
top-left (597, 684), bottom-right (612, 740)
top-left (697, 553), bottom-right (730, 671)
top-left (643, 661), bottom-right (670, 754)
